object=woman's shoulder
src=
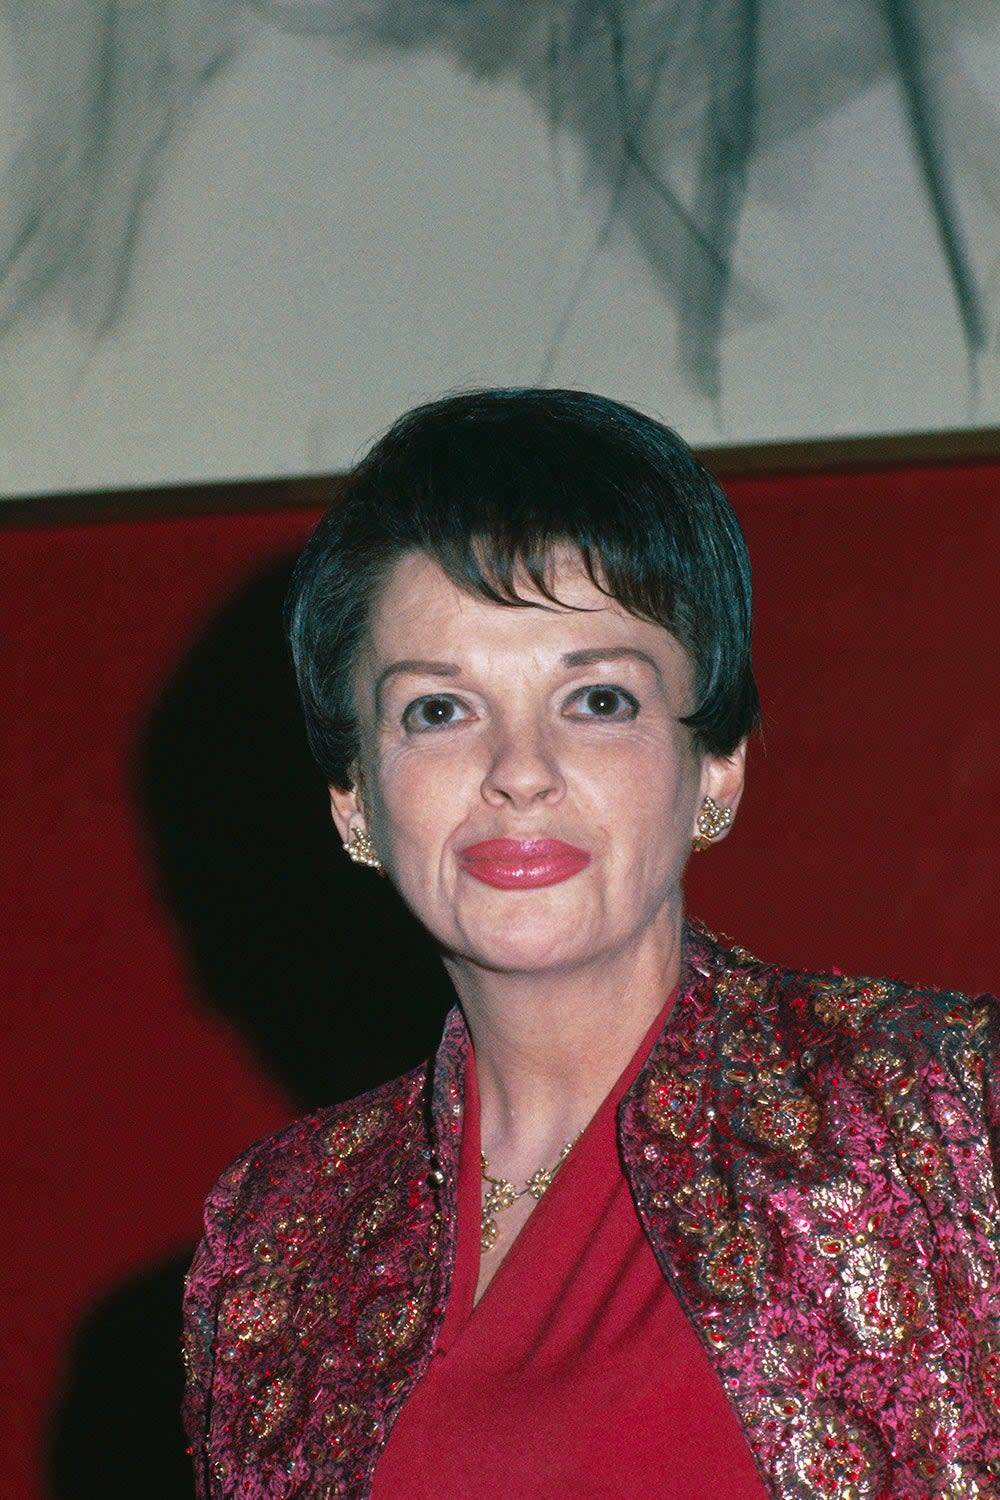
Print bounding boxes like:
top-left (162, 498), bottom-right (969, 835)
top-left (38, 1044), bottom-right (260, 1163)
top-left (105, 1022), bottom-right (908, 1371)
top-left (739, 946), bottom-right (997, 1097)
top-left (773, 957), bottom-right (997, 1059)
top-left (201, 1060), bottom-right (432, 1235)
top-left (690, 920), bottom-right (999, 1067)
top-left (182, 1059), bottom-right (443, 1475)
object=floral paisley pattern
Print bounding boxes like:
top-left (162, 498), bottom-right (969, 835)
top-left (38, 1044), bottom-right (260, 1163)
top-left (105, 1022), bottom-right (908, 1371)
top-left (183, 922), bottom-right (1000, 1497)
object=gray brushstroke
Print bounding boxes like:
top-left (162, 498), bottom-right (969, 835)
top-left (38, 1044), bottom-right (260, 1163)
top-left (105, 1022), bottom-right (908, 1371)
top-left (882, 0), bottom-right (986, 353)
top-left (235, 0), bottom-right (1000, 388)
top-left (0, 0), bottom-right (995, 399)
top-left (679, 0), bottom-right (760, 399)
top-left (0, 2), bottom-right (239, 337)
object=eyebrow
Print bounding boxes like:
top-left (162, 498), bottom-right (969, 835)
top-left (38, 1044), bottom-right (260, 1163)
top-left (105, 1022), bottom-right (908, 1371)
top-left (375, 659), bottom-right (461, 713)
top-left (560, 647), bottom-right (664, 684)
top-left (375, 648), bottom-right (663, 709)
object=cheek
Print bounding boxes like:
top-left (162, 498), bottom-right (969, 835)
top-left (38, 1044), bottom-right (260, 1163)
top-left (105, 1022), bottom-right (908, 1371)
top-left (368, 741), bottom-right (475, 859)
top-left (593, 739), bottom-right (702, 871)
top-left (583, 727), bottom-right (698, 816)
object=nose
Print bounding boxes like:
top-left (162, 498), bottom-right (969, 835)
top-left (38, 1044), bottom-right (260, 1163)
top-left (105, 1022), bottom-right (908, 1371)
top-left (480, 718), bottom-right (565, 809)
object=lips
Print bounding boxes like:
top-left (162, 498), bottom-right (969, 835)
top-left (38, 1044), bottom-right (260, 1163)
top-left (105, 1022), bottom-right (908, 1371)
top-left (457, 838), bottom-right (591, 890)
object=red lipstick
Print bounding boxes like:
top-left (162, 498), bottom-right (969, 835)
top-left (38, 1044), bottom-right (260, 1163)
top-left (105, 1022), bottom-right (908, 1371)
top-left (458, 838), bottom-right (591, 890)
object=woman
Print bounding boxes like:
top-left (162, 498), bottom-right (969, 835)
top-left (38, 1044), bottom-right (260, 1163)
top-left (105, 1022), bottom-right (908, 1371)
top-left (183, 389), bottom-right (1000, 1499)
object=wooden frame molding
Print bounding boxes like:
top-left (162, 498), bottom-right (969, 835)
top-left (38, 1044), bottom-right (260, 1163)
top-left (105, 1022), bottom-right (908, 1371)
top-left (3, 426), bottom-right (999, 528)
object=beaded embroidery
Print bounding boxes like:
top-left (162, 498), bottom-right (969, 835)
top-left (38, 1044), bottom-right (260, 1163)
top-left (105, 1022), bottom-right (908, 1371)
top-left (182, 922), bottom-right (1000, 1499)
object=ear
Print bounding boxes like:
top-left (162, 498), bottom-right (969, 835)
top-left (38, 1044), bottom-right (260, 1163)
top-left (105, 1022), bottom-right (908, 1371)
top-left (328, 777), bottom-right (365, 846)
top-left (697, 739), bottom-right (747, 842)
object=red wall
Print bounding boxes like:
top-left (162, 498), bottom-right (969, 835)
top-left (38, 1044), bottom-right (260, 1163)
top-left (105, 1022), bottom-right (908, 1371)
top-left (3, 460), bottom-right (998, 1500)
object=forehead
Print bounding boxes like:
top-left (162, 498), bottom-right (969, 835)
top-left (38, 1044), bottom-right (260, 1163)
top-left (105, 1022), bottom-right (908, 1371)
top-left (364, 549), bottom-right (690, 676)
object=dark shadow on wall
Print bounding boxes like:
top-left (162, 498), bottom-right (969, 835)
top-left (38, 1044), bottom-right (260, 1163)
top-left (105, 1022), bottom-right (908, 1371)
top-left (48, 1256), bottom-right (194, 1500)
top-left (48, 557), bottom-right (453, 1500)
top-left (134, 557), bottom-right (453, 1111)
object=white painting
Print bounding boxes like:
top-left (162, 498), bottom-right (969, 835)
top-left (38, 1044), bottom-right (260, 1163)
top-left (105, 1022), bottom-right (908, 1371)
top-left (1, 1), bottom-right (998, 498)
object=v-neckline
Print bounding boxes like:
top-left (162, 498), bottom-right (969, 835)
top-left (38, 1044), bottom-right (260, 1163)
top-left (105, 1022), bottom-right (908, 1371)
top-left (440, 988), bottom-right (678, 1341)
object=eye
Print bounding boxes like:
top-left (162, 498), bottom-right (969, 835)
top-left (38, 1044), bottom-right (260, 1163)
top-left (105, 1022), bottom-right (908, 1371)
top-left (565, 684), bottom-right (639, 720)
top-left (402, 694), bottom-right (473, 731)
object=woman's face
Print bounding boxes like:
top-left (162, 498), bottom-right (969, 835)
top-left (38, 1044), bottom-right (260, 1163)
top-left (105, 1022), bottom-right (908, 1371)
top-left (331, 550), bottom-right (745, 979)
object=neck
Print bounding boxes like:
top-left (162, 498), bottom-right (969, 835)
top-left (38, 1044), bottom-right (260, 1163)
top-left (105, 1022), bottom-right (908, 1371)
top-left (443, 915), bottom-right (685, 1173)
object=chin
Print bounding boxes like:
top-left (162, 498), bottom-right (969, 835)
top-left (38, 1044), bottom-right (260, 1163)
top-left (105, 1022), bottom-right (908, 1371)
top-left (466, 947), bottom-right (582, 977)
top-left (449, 921), bottom-right (591, 976)
top-left (428, 885), bottom-right (604, 973)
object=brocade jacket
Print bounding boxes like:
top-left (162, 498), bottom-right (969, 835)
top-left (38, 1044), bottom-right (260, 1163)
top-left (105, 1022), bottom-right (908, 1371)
top-left (182, 923), bottom-right (1000, 1499)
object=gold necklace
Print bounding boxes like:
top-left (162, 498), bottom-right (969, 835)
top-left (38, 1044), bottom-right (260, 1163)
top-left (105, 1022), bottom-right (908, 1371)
top-left (480, 1134), bottom-right (581, 1252)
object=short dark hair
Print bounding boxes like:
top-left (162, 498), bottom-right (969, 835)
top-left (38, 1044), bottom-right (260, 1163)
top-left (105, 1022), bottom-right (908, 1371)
top-left (286, 388), bottom-right (760, 788)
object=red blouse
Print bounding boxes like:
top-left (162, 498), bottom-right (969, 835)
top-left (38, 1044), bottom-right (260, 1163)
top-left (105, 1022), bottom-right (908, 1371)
top-left (371, 999), bottom-right (770, 1498)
